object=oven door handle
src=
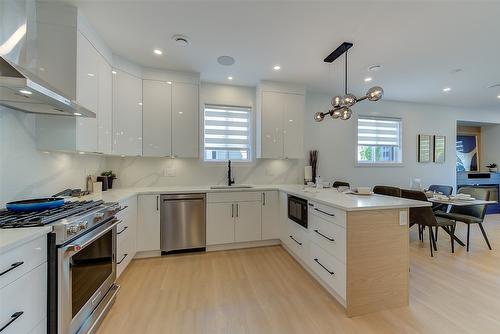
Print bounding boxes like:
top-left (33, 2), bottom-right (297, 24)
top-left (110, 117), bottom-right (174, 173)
top-left (63, 219), bottom-right (121, 253)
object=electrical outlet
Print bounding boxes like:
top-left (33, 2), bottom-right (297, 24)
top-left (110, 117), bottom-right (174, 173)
top-left (399, 210), bottom-right (408, 226)
top-left (164, 166), bottom-right (176, 177)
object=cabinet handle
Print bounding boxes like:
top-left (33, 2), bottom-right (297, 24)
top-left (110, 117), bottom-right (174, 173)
top-left (262, 192), bottom-right (266, 206)
top-left (236, 204), bottom-right (239, 217)
top-left (117, 254), bottom-right (128, 265)
top-left (156, 196), bottom-right (159, 211)
top-left (231, 204), bottom-right (234, 218)
top-left (0, 311), bottom-right (24, 332)
top-left (289, 235), bottom-right (302, 246)
top-left (117, 226), bottom-right (129, 235)
top-left (314, 208), bottom-right (335, 217)
top-left (314, 229), bottom-right (335, 242)
top-left (314, 258), bottom-right (335, 275)
top-left (0, 262), bottom-right (24, 277)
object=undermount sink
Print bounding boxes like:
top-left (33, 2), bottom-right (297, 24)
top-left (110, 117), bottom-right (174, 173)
top-left (210, 185), bottom-right (254, 190)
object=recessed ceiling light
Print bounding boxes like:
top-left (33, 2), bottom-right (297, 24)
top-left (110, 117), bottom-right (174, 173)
top-left (217, 56), bottom-right (235, 66)
top-left (178, 111), bottom-right (183, 114)
top-left (443, 87), bottom-right (451, 92)
top-left (227, 76), bottom-right (233, 80)
top-left (167, 81), bottom-right (172, 85)
top-left (138, 102), bottom-right (143, 106)
top-left (273, 65), bottom-right (281, 71)
top-left (19, 89), bottom-right (32, 95)
top-left (87, 73), bottom-right (95, 77)
top-left (172, 34), bottom-right (191, 47)
top-left (368, 64), bottom-right (383, 72)
top-left (497, 95), bottom-right (500, 99)
top-left (73, 112), bottom-right (82, 116)
top-left (364, 77), bottom-right (373, 82)
top-left (153, 49), bottom-right (163, 55)
top-left (111, 70), bottom-right (117, 74)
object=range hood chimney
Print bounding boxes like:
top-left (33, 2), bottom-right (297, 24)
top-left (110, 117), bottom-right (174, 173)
top-left (0, 56), bottom-right (95, 117)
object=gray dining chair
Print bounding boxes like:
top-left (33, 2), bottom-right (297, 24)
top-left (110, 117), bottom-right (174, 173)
top-left (435, 187), bottom-right (491, 252)
top-left (428, 185), bottom-right (453, 240)
top-left (373, 185), bottom-right (401, 197)
top-left (332, 181), bottom-right (350, 188)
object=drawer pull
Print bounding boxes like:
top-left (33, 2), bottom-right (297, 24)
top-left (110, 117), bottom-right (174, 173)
top-left (314, 229), bottom-right (335, 242)
top-left (117, 226), bottom-right (129, 235)
top-left (117, 254), bottom-right (128, 264)
top-left (314, 258), bottom-right (335, 275)
top-left (0, 261), bottom-right (24, 277)
top-left (314, 208), bottom-right (335, 217)
top-left (0, 311), bottom-right (23, 332)
top-left (289, 235), bottom-right (302, 246)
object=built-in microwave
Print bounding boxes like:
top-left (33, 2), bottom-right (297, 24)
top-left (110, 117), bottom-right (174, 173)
top-left (288, 195), bottom-right (308, 229)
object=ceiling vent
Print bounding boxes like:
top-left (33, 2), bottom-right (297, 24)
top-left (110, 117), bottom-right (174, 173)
top-left (171, 34), bottom-right (190, 46)
top-left (217, 56), bottom-right (235, 66)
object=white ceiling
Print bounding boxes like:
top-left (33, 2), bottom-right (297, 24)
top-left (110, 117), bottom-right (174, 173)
top-left (64, 0), bottom-right (500, 110)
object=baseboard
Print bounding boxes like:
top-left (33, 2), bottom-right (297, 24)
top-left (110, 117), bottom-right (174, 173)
top-left (134, 250), bottom-right (161, 259)
top-left (206, 239), bottom-right (281, 252)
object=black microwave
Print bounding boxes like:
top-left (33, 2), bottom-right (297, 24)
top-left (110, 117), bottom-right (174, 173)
top-left (288, 195), bottom-right (308, 229)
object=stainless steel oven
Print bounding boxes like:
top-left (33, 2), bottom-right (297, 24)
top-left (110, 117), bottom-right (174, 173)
top-left (288, 195), bottom-right (308, 229)
top-left (58, 217), bottom-right (120, 334)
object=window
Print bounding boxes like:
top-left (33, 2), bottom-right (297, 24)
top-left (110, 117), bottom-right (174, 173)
top-left (203, 104), bottom-right (252, 162)
top-left (357, 116), bottom-right (402, 164)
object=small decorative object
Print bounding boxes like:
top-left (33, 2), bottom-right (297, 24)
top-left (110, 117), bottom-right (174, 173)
top-left (486, 163), bottom-right (498, 173)
top-left (96, 176), bottom-right (108, 191)
top-left (304, 166), bottom-right (313, 184)
top-left (418, 135), bottom-right (432, 163)
top-left (309, 150), bottom-right (318, 183)
top-left (456, 135), bottom-right (478, 171)
top-left (314, 42), bottom-right (384, 123)
top-left (100, 170), bottom-right (117, 189)
top-left (433, 135), bottom-right (446, 163)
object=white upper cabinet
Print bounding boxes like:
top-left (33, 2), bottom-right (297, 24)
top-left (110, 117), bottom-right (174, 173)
top-left (113, 69), bottom-right (143, 156)
top-left (142, 80), bottom-right (172, 157)
top-left (97, 56), bottom-right (113, 154)
top-left (172, 82), bottom-right (199, 158)
top-left (257, 82), bottom-right (305, 159)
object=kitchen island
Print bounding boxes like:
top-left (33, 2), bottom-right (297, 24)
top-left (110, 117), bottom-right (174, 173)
top-left (82, 184), bottom-right (428, 317)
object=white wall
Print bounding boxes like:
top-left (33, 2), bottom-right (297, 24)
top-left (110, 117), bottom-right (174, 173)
top-left (0, 107), bottom-right (105, 207)
top-left (482, 124), bottom-right (500, 168)
top-left (106, 82), bottom-right (303, 188)
top-left (304, 91), bottom-right (500, 190)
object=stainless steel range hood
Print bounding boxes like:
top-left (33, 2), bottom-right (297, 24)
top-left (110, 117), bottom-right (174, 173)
top-left (0, 56), bottom-right (95, 117)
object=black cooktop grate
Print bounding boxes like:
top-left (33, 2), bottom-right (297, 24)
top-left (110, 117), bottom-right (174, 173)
top-left (0, 200), bottom-right (104, 228)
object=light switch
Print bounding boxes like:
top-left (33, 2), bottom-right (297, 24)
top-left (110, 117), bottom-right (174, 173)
top-left (399, 210), bottom-right (408, 226)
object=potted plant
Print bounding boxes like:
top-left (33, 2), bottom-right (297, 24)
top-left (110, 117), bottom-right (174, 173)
top-left (101, 170), bottom-right (117, 189)
top-left (486, 163), bottom-right (498, 173)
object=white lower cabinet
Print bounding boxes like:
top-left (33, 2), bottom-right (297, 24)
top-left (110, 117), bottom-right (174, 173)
top-left (206, 192), bottom-right (262, 246)
top-left (116, 196), bottom-right (138, 278)
top-left (0, 235), bottom-right (47, 334)
top-left (283, 219), bottom-right (308, 261)
top-left (261, 191), bottom-right (280, 240)
top-left (137, 195), bottom-right (161, 252)
top-left (308, 242), bottom-right (346, 300)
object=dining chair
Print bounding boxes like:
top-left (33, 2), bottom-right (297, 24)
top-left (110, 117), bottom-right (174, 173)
top-left (428, 185), bottom-right (453, 239)
top-left (332, 181), bottom-right (350, 188)
top-left (435, 187), bottom-right (491, 252)
top-left (401, 189), bottom-right (456, 256)
top-left (373, 185), bottom-right (401, 197)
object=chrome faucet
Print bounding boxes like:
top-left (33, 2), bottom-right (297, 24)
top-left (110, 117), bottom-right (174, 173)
top-left (227, 160), bottom-right (235, 186)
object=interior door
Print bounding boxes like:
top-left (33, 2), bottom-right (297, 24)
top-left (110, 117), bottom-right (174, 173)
top-left (143, 80), bottom-right (172, 157)
top-left (235, 201), bottom-right (262, 242)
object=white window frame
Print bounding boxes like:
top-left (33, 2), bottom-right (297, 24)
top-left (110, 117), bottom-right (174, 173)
top-left (355, 115), bottom-right (404, 167)
top-left (202, 104), bottom-right (253, 163)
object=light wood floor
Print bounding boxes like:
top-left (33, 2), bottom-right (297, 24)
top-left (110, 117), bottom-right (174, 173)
top-left (98, 215), bottom-right (500, 334)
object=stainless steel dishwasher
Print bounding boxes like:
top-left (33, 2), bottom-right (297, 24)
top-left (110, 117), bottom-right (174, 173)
top-left (160, 193), bottom-right (206, 254)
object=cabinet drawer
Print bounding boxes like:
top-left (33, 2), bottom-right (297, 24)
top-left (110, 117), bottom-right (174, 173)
top-left (309, 201), bottom-right (346, 228)
top-left (283, 220), bottom-right (307, 261)
top-left (309, 214), bottom-right (346, 263)
top-left (0, 236), bottom-right (47, 289)
top-left (0, 263), bottom-right (47, 334)
top-left (28, 318), bottom-right (46, 334)
top-left (308, 242), bottom-right (346, 300)
top-left (207, 191), bottom-right (261, 203)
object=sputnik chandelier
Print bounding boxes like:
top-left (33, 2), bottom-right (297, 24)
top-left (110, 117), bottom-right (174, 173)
top-left (314, 42), bottom-right (384, 122)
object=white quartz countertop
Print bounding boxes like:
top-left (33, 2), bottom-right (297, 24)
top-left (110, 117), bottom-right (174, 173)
top-left (86, 184), bottom-right (430, 212)
top-left (0, 226), bottom-right (52, 254)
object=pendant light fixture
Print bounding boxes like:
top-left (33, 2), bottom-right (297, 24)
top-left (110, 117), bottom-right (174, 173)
top-left (314, 42), bottom-right (384, 122)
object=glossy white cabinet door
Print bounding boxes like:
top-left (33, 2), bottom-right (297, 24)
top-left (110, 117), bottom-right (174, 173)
top-left (283, 93), bottom-right (305, 159)
top-left (172, 82), bottom-right (199, 158)
top-left (113, 69), bottom-right (143, 156)
top-left (234, 201), bottom-right (262, 243)
top-left (260, 91), bottom-right (284, 158)
top-left (206, 202), bottom-right (235, 245)
top-left (97, 56), bottom-right (113, 154)
top-left (143, 80), bottom-right (172, 157)
top-left (137, 195), bottom-right (160, 252)
top-left (261, 191), bottom-right (280, 240)
top-left (76, 31), bottom-right (99, 152)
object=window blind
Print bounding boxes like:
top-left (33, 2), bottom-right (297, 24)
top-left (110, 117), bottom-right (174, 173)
top-left (357, 116), bottom-right (401, 147)
top-left (204, 104), bottom-right (252, 161)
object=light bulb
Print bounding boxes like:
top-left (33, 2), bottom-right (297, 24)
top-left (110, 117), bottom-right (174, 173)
top-left (331, 109), bottom-right (341, 119)
top-left (331, 96), bottom-right (342, 107)
top-left (339, 107), bottom-right (352, 120)
top-left (366, 86), bottom-right (384, 101)
top-left (314, 112), bottom-right (325, 122)
top-left (341, 94), bottom-right (357, 107)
